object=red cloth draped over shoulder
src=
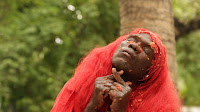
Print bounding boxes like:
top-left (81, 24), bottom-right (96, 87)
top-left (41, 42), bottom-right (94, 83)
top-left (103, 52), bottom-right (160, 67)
top-left (51, 28), bottom-right (181, 112)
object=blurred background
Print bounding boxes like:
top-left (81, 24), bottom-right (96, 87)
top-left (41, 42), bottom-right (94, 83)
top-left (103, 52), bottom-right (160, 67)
top-left (0, 0), bottom-right (200, 111)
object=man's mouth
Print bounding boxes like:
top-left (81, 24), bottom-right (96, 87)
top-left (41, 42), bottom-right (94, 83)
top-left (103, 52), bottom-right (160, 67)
top-left (121, 48), bottom-right (134, 59)
top-left (122, 51), bottom-right (132, 59)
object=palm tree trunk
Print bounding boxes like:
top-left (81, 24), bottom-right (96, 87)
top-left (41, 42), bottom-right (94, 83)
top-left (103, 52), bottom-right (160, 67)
top-left (119, 0), bottom-right (177, 84)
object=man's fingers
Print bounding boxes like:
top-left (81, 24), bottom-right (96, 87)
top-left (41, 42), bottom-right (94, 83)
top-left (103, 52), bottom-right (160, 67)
top-left (112, 68), bottom-right (124, 75)
top-left (112, 68), bottom-right (126, 85)
top-left (112, 68), bottom-right (117, 75)
top-left (126, 81), bottom-right (132, 86)
top-left (118, 70), bottom-right (124, 75)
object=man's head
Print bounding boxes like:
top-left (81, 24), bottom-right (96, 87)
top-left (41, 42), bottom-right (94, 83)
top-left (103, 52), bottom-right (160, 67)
top-left (112, 33), bottom-right (155, 82)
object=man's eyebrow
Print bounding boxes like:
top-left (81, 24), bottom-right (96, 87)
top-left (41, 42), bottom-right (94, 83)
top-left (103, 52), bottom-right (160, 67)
top-left (128, 34), bottom-right (153, 47)
top-left (127, 34), bottom-right (139, 38)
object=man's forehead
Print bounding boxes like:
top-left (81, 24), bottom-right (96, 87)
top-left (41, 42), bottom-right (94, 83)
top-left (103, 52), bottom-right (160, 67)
top-left (129, 33), bottom-right (152, 41)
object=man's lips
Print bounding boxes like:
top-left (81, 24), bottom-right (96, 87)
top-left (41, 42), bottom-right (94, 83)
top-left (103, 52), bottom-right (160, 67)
top-left (121, 48), bottom-right (135, 59)
top-left (122, 51), bottom-right (132, 59)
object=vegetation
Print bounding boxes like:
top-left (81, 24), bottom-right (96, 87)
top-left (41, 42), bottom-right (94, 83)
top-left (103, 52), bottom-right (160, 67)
top-left (0, 0), bottom-right (200, 111)
top-left (173, 0), bottom-right (200, 106)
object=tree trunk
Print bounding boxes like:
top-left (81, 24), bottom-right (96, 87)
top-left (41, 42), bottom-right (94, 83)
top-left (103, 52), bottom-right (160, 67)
top-left (119, 0), bottom-right (177, 84)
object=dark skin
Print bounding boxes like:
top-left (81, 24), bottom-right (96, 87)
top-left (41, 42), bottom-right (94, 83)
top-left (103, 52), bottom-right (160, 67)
top-left (84, 33), bottom-right (155, 112)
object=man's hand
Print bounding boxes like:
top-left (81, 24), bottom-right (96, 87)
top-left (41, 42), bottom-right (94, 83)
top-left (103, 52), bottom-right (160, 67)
top-left (84, 75), bottom-right (115, 111)
top-left (84, 68), bottom-right (132, 112)
top-left (109, 68), bottom-right (132, 112)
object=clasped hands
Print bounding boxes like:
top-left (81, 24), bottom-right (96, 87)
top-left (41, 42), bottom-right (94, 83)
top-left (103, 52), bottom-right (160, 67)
top-left (85, 68), bottom-right (132, 112)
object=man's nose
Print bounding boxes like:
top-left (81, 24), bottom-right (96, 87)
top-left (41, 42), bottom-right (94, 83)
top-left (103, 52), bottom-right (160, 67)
top-left (128, 43), bottom-right (141, 53)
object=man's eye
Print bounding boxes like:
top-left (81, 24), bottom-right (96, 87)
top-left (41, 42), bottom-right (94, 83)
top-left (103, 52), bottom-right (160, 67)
top-left (143, 47), bottom-right (149, 54)
top-left (127, 37), bottom-right (135, 41)
top-left (127, 38), bottom-right (134, 41)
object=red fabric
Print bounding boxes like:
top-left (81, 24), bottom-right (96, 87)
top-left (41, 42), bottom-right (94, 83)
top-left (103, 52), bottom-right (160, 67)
top-left (51, 28), bottom-right (181, 112)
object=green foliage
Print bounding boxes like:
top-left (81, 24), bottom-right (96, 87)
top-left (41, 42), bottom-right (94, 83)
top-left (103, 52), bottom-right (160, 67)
top-left (0, 0), bottom-right (119, 111)
top-left (173, 0), bottom-right (200, 106)
top-left (177, 30), bottom-right (200, 105)
top-left (172, 0), bottom-right (200, 23)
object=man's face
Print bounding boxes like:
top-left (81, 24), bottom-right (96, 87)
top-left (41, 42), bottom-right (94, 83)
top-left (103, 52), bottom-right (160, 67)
top-left (112, 33), bottom-right (155, 82)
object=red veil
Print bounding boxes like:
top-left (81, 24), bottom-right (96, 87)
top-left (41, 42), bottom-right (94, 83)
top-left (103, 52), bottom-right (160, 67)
top-left (51, 28), bottom-right (181, 112)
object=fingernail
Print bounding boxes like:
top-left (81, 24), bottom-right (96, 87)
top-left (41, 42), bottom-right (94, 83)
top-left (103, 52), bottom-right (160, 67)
top-left (120, 70), bottom-right (124, 74)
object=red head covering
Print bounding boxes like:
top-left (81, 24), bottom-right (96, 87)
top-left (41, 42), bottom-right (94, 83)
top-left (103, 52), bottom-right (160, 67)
top-left (51, 28), bottom-right (181, 112)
